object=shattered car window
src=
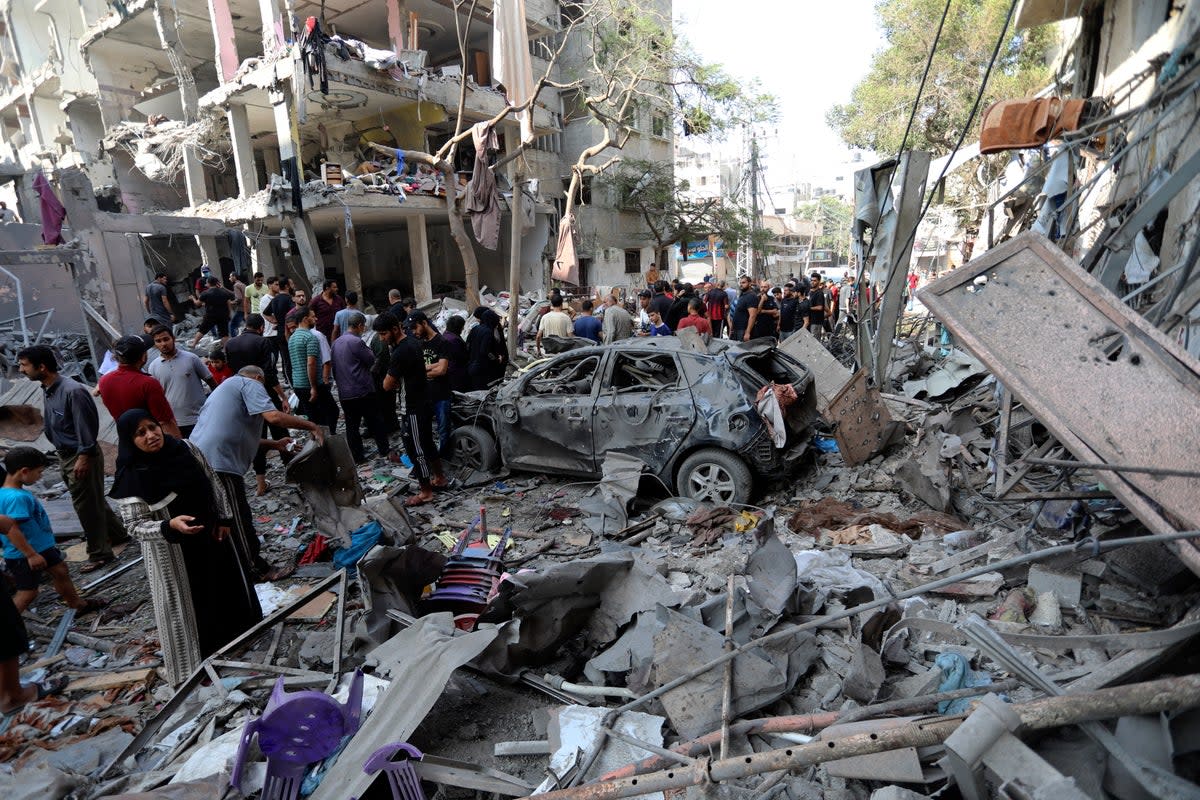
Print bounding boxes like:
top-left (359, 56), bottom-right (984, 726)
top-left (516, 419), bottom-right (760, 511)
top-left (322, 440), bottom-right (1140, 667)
top-left (608, 354), bottom-right (680, 391)
top-left (525, 354), bottom-right (601, 395)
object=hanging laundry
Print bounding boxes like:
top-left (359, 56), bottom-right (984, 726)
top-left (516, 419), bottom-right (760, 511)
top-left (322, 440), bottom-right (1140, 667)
top-left (552, 214), bottom-right (578, 285)
top-left (492, 0), bottom-right (536, 144)
top-left (464, 122), bottom-right (501, 250)
top-left (299, 16), bottom-right (330, 95)
top-left (227, 229), bottom-right (251, 273)
top-left (979, 97), bottom-right (1087, 154)
top-left (33, 172), bottom-right (65, 245)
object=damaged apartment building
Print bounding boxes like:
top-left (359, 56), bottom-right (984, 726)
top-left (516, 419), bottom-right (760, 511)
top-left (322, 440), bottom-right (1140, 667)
top-left (0, 0), bottom-right (673, 340)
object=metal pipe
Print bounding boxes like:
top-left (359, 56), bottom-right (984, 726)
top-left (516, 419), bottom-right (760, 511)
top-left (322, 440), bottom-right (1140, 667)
top-left (33, 307), bottom-right (53, 344)
top-left (1024, 457), bottom-right (1200, 479)
top-left (532, 674), bottom-right (1200, 800)
top-left (568, 529), bottom-right (1200, 786)
top-left (543, 675), bottom-right (637, 700)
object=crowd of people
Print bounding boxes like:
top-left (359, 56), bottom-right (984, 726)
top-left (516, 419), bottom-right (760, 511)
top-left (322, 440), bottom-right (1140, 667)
top-left (0, 260), bottom-right (877, 707)
top-left (531, 271), bottom-right (863, 351)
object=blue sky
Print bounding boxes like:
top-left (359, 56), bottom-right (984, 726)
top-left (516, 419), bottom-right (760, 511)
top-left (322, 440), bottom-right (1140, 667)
top-left (674, 0), bottom-right (885, 182)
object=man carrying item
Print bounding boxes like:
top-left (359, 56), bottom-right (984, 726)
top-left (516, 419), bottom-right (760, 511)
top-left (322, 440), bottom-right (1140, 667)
top-left (373, 313), bottom-right (447, 506)
top-left (191, 366), bottom-right (323, 580)
top-left (149, 325), bottom-right (215, 438)
top-left (17, 345), bottom-right (130, 572)
top-left (191, 277), bottom-right (236, 348)
top-left (225, 314), bottom-right (292, 496)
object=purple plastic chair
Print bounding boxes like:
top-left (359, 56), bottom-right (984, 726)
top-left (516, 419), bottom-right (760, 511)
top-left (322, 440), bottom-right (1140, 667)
top-left (360, 742), bottom-right (426, 800)
top-left (230, 669), bottom-right (365, 800)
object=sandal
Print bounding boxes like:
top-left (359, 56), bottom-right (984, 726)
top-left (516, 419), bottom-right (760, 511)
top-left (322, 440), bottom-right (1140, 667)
top-left (79, 557), bottom-right (115, 574)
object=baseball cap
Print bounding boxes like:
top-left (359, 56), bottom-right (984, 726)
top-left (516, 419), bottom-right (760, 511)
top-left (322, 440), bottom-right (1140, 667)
top-left (638, 289), bottom-right (652, 298)
top-left (405, 310), bottom-right (429, 326)
top-left (112, 335), bottom-right (147, 361)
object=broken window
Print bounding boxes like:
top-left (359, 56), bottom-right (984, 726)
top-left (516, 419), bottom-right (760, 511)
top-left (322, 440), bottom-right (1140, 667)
top-left (525, 354), bottom-right (601, 396)
top-left (624, 249), bottom-right (641, 273)
top-left (607, 353), bottom-right (680, 392)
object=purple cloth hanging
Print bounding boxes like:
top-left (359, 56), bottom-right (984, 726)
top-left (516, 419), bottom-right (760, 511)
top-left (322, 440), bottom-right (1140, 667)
top-left (33, 172), bottom-right (66, 245)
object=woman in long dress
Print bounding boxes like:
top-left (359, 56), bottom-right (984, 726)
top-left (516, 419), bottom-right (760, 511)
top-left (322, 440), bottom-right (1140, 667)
top-left (109, 409), bottom-right (262, 683)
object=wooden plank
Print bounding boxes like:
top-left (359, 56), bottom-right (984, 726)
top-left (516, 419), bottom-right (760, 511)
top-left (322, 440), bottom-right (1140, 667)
top-left (67, 667), bottom-right (155, 692)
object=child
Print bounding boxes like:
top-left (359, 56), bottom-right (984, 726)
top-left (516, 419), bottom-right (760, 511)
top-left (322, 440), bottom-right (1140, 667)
top-left (0, 448), bottom-right (105, 615)
top-left (646, 310), bottom-right (672, 337)
top-left (206, 347), bottom-right (234, 385)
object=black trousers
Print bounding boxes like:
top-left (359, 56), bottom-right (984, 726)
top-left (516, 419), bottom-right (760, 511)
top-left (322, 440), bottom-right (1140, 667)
top-left (399, 410), bottom-right (438, 484)
top-left (342, 393), bottom-right (391, 461)
top-left (253, 390), bottom-right (291, 476)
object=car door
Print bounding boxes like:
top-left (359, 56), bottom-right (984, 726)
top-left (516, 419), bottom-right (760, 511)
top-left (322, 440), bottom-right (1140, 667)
top-left (591, 350), bottom-right (696, 473)
top-left (497, 351), bottom-right (602, 475)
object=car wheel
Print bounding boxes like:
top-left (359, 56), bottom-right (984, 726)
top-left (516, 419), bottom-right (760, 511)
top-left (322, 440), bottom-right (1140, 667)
top-left (676, 448), bottom-right (752, 505)
top-left (448, 425), bottom-right (499, 471)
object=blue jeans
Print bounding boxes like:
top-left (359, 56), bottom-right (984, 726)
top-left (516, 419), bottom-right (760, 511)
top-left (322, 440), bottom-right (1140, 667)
top-left (229, 309), bottom-right (245, 337)
top-left (433, 399), bottom-right (452, 456)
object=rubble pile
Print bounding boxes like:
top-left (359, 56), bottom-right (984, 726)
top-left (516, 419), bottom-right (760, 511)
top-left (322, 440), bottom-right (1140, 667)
top-left (1, 302), bottom-right (1197, 800)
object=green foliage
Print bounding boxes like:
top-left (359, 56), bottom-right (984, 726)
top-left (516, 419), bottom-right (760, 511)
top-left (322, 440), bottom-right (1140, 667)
top-left (795, 195), bottom-right (854, 251)
top-left (599, 158), bottom-right (757, 252)
top-left (828, 0), bottom-right (1053, 156)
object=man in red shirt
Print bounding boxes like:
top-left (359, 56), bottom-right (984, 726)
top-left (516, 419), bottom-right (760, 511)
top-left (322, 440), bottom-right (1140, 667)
top-left (309, 279), bottom-right (345, 340)
top-left (676, 298), bottom-right (712, 337)
top-left (98, 336), bottom-right (182, 438)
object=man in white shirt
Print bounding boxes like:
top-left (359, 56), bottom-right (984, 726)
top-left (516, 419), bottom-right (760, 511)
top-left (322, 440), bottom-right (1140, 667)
top-left (535, 295), bottom-right (573, 355)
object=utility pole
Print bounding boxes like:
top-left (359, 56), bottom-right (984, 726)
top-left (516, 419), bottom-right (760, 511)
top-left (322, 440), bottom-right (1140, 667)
top-left (749, 136), bottom-right (760, 280)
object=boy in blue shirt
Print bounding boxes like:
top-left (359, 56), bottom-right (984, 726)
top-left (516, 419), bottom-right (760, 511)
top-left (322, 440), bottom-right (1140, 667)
top-left (0, 447), bottom-right (104, 614)
top-left (573, 299), bottom-right (602, 343)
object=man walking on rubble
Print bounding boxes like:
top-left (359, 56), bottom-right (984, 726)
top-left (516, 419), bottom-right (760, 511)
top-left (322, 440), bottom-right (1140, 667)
top-left (264, 276), bottom-right (295, 380)
top-left (332, 311), bottom-right (392, 464)
top-left (191, 276), bottom-right (236, 348)
top-left (287, 306), bottom-right (338, 430)
top-left (228, 266), bottom-right (247, 337)
top-left (17, 345), bottom-right (130, 572)
top-left (225, 315), bottom-right (292, 496)
top-left (149, 325), bottom-right (216, 438)
top-left (191, 365), bottom-right (323, 581)
top-left (244, 272), bottom-right (268, 323)
top-left (373, 313), bottom-right (447, 507)
top-left (145, 272), bottom-right (175, 330)
top-left (407, 310), bottom-right (453, 456)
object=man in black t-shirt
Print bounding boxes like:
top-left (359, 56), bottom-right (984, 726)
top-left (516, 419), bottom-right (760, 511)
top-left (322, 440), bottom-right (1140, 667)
top-left (373, 312), bottom-right (446, 506)
top-left (407, 310), bottom-right (453, 456)
top-left (779, 283), bottom-right (800, 339)
top-left (806, 277), bottom-right (829, 335)
top-left (649, 281), bottom-right (674, 319)
top-left (191, 277), bottom-right (236, 347)
top-left (730, 276), bottom-right (759, 341)
top-left (753, 284), bottom-right (780, 339)
top-left (264, 277), bottom-right (295, 381)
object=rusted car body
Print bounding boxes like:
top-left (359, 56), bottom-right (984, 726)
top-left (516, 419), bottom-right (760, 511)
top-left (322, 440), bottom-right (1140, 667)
top-left (450, 338), bottom-right (817, 504)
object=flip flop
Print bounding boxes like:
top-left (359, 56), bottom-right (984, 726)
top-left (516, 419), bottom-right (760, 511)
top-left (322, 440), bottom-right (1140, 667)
top-left (79, 557), bottom-right (115, 574)
top-left (0, 675), bottom-right (70, 720)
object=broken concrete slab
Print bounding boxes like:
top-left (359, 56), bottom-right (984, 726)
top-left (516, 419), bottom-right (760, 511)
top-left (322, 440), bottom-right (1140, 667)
top-left (1027, 565), bottom-right (1083, 607)
top-left (779, 328), bottom-right (852, 414)
top-left (919, 231), bottom-right (1200, 575)
top-left (827, 370), bottom-right (905, 466)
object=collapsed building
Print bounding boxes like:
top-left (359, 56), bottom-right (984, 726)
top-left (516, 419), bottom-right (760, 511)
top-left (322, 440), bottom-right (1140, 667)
top-left (0, 0), bottom-right (674, 346)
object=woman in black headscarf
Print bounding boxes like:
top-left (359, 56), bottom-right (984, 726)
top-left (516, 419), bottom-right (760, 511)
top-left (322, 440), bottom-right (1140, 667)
top-left (109, 409), bottom-right (262, 683)
top-left (466, 306), bottom-right (508, 390)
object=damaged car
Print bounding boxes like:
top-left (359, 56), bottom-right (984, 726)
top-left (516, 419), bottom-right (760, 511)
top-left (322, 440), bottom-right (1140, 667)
top-left (449, 338), bottom-right (818, 504)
